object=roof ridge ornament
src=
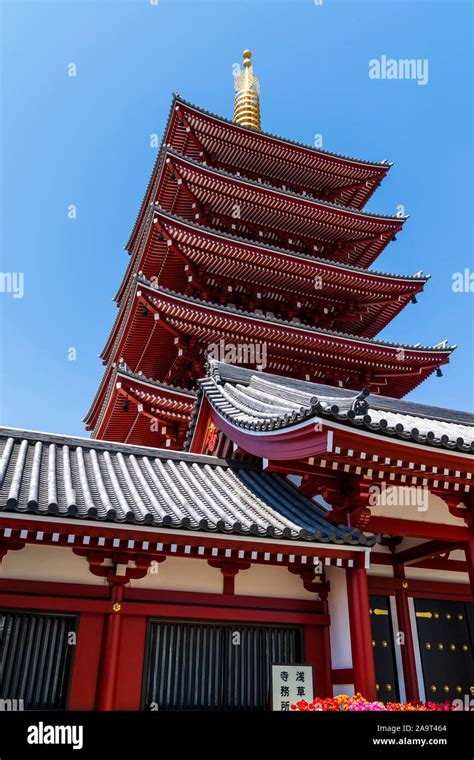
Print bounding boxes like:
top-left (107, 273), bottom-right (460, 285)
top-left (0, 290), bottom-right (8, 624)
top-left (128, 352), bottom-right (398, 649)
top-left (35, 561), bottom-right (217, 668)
top-left (320, 388), bottom-right (371, 418)
top-left (349, 387), bottom-right (371, 417)
top-left (233, 50), bottom-right (261, 130)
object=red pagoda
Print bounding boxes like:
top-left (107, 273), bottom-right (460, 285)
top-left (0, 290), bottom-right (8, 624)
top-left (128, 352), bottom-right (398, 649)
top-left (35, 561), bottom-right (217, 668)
top-left (0, 51), bottom-right (472, 713)
top-left (84, 51), bottom-right (451, 451)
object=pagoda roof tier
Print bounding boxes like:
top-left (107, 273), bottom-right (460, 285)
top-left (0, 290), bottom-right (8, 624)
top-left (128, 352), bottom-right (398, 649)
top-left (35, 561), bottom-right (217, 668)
top-left (115, 209), bottom-right (428, 339)
top-left (193, 363), bottom-right (474, 509)
top-left (98, 276), bottom-right (454, 399)
top-left (161, 96), bottom-right (391, 206)
top-left (198, 361), bottom-right (474, 455)
top-left (127, 148), bottom-right (406, 269)
top-left (0, 426), bottom-right (373, 547)
top-left (84, 363), bottom-right (196, 449)
top-left (127, 95), bottom-right (392, 248)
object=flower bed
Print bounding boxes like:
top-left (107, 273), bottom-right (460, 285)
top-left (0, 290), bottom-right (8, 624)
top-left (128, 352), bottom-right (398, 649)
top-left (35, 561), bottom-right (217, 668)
top-left (291, 693), bottom-right (453, 711)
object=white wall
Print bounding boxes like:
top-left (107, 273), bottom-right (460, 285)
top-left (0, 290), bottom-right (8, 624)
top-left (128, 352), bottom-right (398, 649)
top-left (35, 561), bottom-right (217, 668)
top-left (138, 559), bottom-right (320, 599)
top-left (134, 557), bottom-right (222, 594)
top-left (1, 545), bottom-right (321, 600)
top-left (326, 565), bottom-right (352, 669)
top-left (369, 488), bottom-right (465, 526)
top-left (0, 544), bottom-right (105, 585)
top-left (235, 563), bottom-right (317, 600)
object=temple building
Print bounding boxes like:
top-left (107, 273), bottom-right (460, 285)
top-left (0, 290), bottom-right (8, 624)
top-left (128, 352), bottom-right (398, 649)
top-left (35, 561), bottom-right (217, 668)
top-left (1, 52), bottom-right (473, 711)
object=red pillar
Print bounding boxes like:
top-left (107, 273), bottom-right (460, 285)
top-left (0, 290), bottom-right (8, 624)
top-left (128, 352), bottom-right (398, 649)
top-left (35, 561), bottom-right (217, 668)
top-left (94, 584), bottom-right (124, 711)
top-left (320, 623), bottom-right (333, 697)
top-left (304, 624), bottom-right (332, 698)
top-left (319, 586), bottom-right (333, 698)
top-left (393, 565), bottom-right (419, 701)
top-left (464, 530), bottom-right (474, 596)
top-left (114, 615), bottom-right (147, 710)
top-left (69, 613), bottom-right (104, 709)
top-left (189, 397), bottom-right (212, 453)
top-left (346, 564), bottom-right (376, 700)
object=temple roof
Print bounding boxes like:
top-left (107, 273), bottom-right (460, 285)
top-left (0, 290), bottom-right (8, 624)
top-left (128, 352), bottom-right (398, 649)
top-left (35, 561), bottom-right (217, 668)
top-left (114, 209), bottom-right (428, 339)
top-left (164, 144), bottom-right (403, 216)
top-left (198, 361), bottom-right (474, 454)
top-left (164, 96), bottom-right (391, 205)
top-left (127, 95), bottom-right (392, 249)
top-left (127, 147), bottom-right (406, 268)
top-left (0, 427), bottom-right (374, 546)
top-left (136, 275), bottom-right (452, 353)
top-left (85, 363), bottom-right (196, 446)
top-left (94, 275), bottom-right (454, 399)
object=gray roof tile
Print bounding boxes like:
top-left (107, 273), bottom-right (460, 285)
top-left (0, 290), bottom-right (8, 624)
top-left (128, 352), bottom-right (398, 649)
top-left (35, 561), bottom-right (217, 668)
top-left (199, 361), bottom-right (474, 453)
top-left (0, 427), bottom-right (373, 546)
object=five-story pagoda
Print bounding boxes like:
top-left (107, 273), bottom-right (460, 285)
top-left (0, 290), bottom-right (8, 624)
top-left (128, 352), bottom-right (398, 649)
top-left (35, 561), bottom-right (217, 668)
top-left (85, 51), bottom-right (453, 450)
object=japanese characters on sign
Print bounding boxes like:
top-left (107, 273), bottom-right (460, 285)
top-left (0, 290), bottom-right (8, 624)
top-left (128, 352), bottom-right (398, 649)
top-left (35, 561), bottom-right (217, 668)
top-left (271, 665), bottom-right (314, 711)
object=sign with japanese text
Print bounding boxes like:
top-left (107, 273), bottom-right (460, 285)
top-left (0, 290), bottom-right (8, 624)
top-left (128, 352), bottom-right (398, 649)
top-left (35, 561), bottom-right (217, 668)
top-left (271, 664), bottom-right (314, 711)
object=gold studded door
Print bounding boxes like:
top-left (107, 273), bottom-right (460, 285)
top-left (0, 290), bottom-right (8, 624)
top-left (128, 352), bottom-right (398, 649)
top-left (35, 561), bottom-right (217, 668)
top-left (369, 595), bottom-right (400, 702)
top-left (414, 598), bottom-right (474, 703)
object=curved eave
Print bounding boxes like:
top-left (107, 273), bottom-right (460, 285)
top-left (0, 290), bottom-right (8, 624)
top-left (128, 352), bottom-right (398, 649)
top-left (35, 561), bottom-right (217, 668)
top-left (169, 95), bottom-right (392, 172)
top-left (116, 366), bottom-right (197, 400)
top-left (126, 93), bottom-right (393, 250)
top-left (206, 395), bottom-right (474, 459)
top-left (97, 278), bottom-right (454, 399)
top-left (137, 276), bottom-right (453, 356)
top-left (126, 145), bottom-right (403, 255)
top-left (165, 97), bottom-right (391, 201)
top-left (152, 209), bottom-right (426, 283)
top-left (97, 277), bottom-right (453, 410)
top-left (94, 371), bottom-right (195, 445)
top-left (115, 208), bottom-right (428, 309)
top-left (84, 361), bottom-right (195, 433)
top-left (162, 147), bottom-right (406, 224)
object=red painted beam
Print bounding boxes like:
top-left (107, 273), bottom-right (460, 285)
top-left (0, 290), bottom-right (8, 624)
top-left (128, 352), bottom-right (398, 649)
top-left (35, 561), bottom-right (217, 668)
top-left (367, 575), bottom-right (473, 600)
top-left (393, 540), bottom-right (463, 566)
top-left (210, 410), bottom-right (332, 461)
top-left (0, 517), bottom-right (363, 565)
top-left (412, 557), bottom-right (467, 572)
top-left (369, 552), bottom-right (468, 573)
top-left (0, 577), bottom-right (324, 613)
top-left (0, 577), bottom-right (109, 598)
top-left (366, 517), bottom-right (468, 542)
top-left (0, 591), bottom-right (328, 626)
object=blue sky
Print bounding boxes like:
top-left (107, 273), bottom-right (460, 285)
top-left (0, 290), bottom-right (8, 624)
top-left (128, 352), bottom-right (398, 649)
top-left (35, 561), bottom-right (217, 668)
top-left (1, 0), bottom-right (473, 437)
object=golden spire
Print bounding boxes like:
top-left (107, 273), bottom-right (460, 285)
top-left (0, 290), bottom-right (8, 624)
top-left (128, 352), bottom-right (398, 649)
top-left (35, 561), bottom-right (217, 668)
top-left (233, 50), bottom-right (261, 130)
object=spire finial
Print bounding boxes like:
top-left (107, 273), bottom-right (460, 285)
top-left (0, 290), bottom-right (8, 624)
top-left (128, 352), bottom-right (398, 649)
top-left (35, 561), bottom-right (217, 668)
top-left (233, 49), bottom-right (261, 130)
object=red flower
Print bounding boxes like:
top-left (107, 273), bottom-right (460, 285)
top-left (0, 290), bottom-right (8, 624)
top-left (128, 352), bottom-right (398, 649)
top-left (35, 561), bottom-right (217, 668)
top-left (291, 694), bottom-right (454, 712)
